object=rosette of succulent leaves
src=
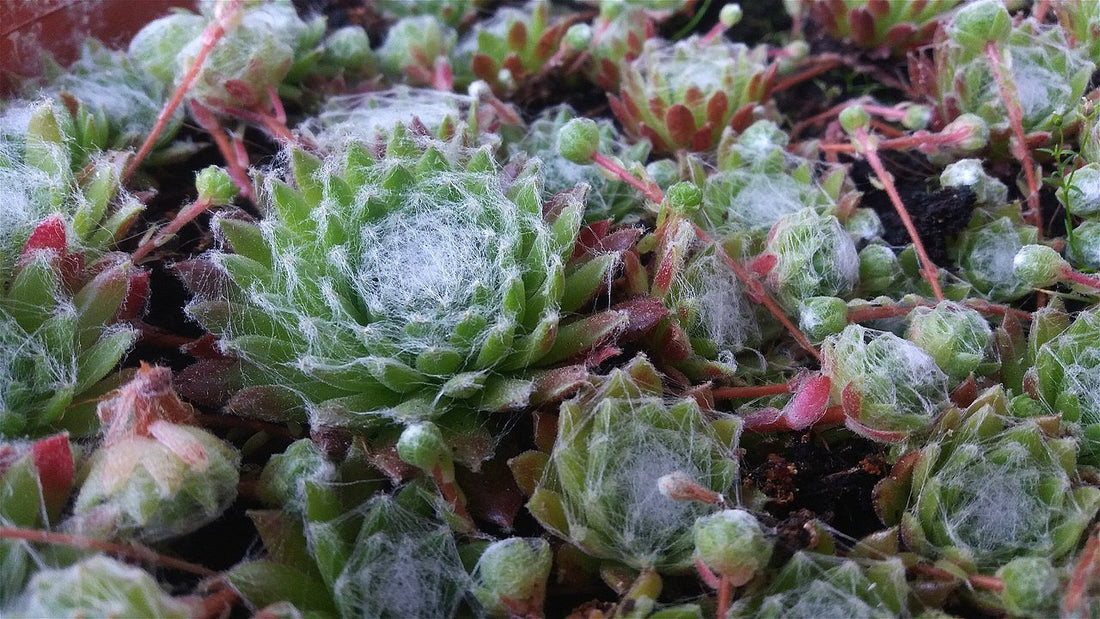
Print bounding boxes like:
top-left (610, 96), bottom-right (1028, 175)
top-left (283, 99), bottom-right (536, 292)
top-left (914, 0), bottom-right (1096, 147)
top-left (793, 0), bottom-right (963, 57)
top-left (874, 386), bottom-right (1100, 615)
top-left (515, 354), bottom-right (742, 573)
top-left (182, 124), bottom-right (658, 476)
top-left (0, 101), bottom-right (147, 438)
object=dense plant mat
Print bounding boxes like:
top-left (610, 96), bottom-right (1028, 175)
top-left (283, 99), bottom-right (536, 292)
top-left (4, 0), bottom-right (1100, 616)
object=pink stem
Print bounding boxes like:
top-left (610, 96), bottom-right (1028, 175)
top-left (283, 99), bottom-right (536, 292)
top-left (713, 382), bottom-right (792, 399)
top-left (819, 126), bottom-right (976, 154)
top-left (591, 153), bottom-right (664, 202)
top-left (132, 198), bottom-right (214, 262)
top-left (1060, 267), bottom-right (1100, 292)
top-left (854, 128), bottom-right (945, 301)
top-left (1063, 526), bottom-right (1100, 616)
top-left (700, 21), bottom-right (727, 46)
top-left (716, 574), bottom-right (733, 619)
top-left (0, 526), bottom-right (214, 576)
top-left (691, 223), bottom-right (821, 361)
top-left (123, 0), bottom-right (242, 183)
top-left (768, 55), bottom-right (843, 95)
top-left (189, 100), bottom-right (255, 203)
top-left (985, 41), bottom-right (1042, 233)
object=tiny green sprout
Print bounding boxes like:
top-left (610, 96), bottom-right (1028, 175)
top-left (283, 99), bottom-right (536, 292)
top-left (195, 166), bottom-right (237, 206)
top-left (1013, 244), bottom-right (1069, 289)
top-left (694, 509), bottom-right (772, 586)
top-left (719, 4), bottom-right (743, 27)
top-left (1057, 163), bottom-right (1100, 217)
top-left (474, 538), bottom-right (553, 617)
top-left (565, 23), bottom-right (593, 50)
top-left (559, 118), bottom-right (601, 164)
top-left (996, 557), bottom-right (1059, 617)
top-left (667, 182), bottom-right (703, 215)
top-left (948, 0), bottom-right (1012, 54)
top-left (838, 105), bottom-right (871, 134)
top-left (799, 296), bottom-right (849, 344)
top-left (647, 159), bottom-right (681, 189)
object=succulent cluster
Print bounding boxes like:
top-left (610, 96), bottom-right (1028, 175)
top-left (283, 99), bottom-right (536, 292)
top-left (7, 0), bottom-right (1100, 616)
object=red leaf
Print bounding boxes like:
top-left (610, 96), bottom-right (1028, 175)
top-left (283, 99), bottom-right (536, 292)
top-left (115, 269), bottom-right (150, 321)
top-left (849, 8), bottom-right (875, 46)
top-left (665, 103), bottom-right (696, 149)
top-left (507, 21), bottom-right (528, 51)
top-left (750, 254), bottom-right (778, 276)
top-left (683, 86), bottom-right (704, 108)
top-left (691, 124), bottom-right (714, 152)
top-left (783, 374), bottom-right (832, 430)
top-left (614, 296), bottom-right (669, 336)
top-left (471, 54), bottom-right (499, 82)
top-left (21, 215), bottom-right (67, 259)
top-left (30, 433), bottom-right (73, 518)
top-left (706, 90), bottom-right (729, 127)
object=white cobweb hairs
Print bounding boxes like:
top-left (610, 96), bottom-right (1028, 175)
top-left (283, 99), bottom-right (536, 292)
top-left (299, 87), bottom-right (473, 153)
top-left (669, 245), bottom-right (761, 358)
top-left (331, 494), bottom-right (469, 619)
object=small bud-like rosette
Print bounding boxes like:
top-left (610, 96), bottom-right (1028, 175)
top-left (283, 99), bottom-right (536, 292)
top-left (514, 106), bottom-right (650, 224)
top-left (582, 6), bottom-right (655, 91)
top-left (799, 0), bottom-right (961, 56)
top-left (927, 8), bottom-right (1095, 137)
top-left (472, 537), bottom-right (553, 617)
top-left (453, 0), bottom-right (569, 95)
top-left (884, 395), bottom-right (1100, 571)
top-left (822, 324), bottom-right (950, 442)
top-left (70, 419), bottom-right (240, 542)
top-left (4, 555), bottom-right (195, 619)
top-left (939, 158), bottom-right (1008, 207)
top-left (729, 552), bottom-right (910, 617)
top-left (700, 121), bottom-right (845, 243)
top-left (377, 16), bottom-right (457, 87)
top-left (906, 301), bottom-right (993, 381)
top-left (186, 125), bottom-right (636, 428)
top-left (610, 35), bottom-right (777, 154)
top-left (331, 494), bottom-right (470, 618)
top-left (526, 354), bottom-right (741, 571)
top-left (763, 208), bottom-right (860, 312)
top-left (694, 509), bottom-right (772, 586)
top-left (952, 208), bottom-right (1036, 302)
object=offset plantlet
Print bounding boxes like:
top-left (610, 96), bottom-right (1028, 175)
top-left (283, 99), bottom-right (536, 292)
top-left (694, 509), bottom-right (773, 616)
top-left (523, 355), bottom-right (741, 572)
top-left (795, 0), bottom-right (962, 57)
top-left (472, 537), bottom-right (553, 617)
top-left (68, 365), bottom-right (240, 542)
top-left (377, 16), bottom-right (457, 90)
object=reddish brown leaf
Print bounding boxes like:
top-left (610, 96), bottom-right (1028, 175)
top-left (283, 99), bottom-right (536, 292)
top-left (883, 23), bottom-right (918, 50)
top-left (30, 433), bottom-right (73, 519)
top-left (115, 269), bottom-right (150, 321)
top-left (471, 53), bottom-right (499, 82)
top-left (683, 86), bottom-right (704, 108)
top-left (21, 215), bottom-right (66, 259)
top-left (665, 103), bottom-right (696, 149)
top-left (706, 90), bottom-right (729, 126)
top-left (507, 21), bottom-right (528, 50)
top-left (690, 124), bottom-right (714, 152)
top-left (849, 8), bottom-right (876, 45)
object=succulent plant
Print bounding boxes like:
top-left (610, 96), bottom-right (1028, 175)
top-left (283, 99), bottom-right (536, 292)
top-left (906, 301), bottom-right (993, 381)
top-left (376, 0), bottom-right (479, 28)
top-left (1, 105), bottom-right (147, 438)
top-left (951, 206), bottom-right (1037, 302)
top-left (694, 509), bottom-right (773, 587)
top-left (918, 4), bottom-right (1096, 138)
top-left (68, 365), bottom-right (240, 542)
top-left (698, 121), bottom-right (848, 245)
top-left (4, 555), bottom-right (195, 618)
top-left (577, 5), bottom-right (656, 91)
top-left (876, 388), bottom-right (1100, 571)
top-left (0, 434), bottom-right (74, 602)
top-left (796, 0), bottom-right (962, 56)
top-left (523, 354), bottom-right (741, 571)
top-left (609, 36), bottom-right (777, 154)
top-left (378, 16), bottom-right (458, 88)
top-left (729, 552), bottom-right (910, 618)
top-left (472, 537), bottom-right (553, 616)
top-left (1053, 0), bottom-right (1100, 64)
top-left (822, 324), bottom-right (950, 442)
top-left (454, 0), bottom-right (571, 95)
top-left (510, 106), bottom-right (651, 224)
top-left (1033, 307), bottom-right (1100, 462)
top-left (185, 125), bottom-right (644, 436)
top-left (763, 208), bottom-right (860, 311)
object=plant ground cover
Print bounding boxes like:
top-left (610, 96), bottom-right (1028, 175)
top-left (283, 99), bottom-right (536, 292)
top-left (3, 0), bottom-right (1100, 616)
